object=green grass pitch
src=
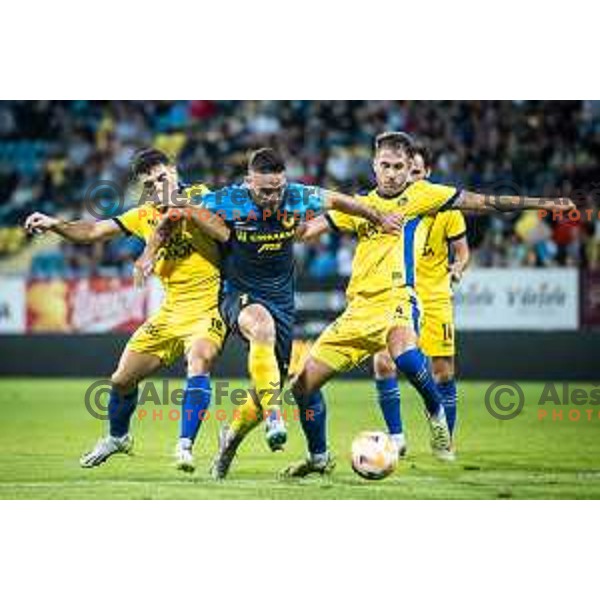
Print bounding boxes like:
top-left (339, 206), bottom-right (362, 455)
top-left (1, 378), bottom-right (599, 499)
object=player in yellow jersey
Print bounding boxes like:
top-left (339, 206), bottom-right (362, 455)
top-left (284, 132), bottom-right (575, 476)
top-left (371, 142), bottom-right (470, 456)
top-left (24, 148), bottom-right (229, 471)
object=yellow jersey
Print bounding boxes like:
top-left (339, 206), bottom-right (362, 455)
top-left (327, 180), bottom-right (460, 303)
top-left (114, 184), bottom-right (221, 303)
top-left (417, 210), bottom-right (466, 303)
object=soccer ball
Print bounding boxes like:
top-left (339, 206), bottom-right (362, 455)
top-left (351, 431), bottom-right (398, 480)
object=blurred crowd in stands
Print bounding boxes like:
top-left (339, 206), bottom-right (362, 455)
top-left (1, 100), bottom-right (600, 279)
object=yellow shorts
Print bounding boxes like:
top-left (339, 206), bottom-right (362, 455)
top-left (127, 295), bottom-right (226, 367)
top-left (419, 298), bottom-right (455, 357)
top-left (310, 292), bottom-right (422, 373)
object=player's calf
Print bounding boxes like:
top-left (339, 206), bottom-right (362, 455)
top-left (80, 350), bottom-right (158, 469)
top-left (432, 356), bottom-right (458, 440)
top-left (285, 359), bottom-right (336, 475)
top-left (241, 305), bottom-right (287, 451)
top-left (373, 350), bottom-right (406, 457)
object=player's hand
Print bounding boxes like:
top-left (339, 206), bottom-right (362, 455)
top-left (557, 198), bottom-right (576, 212)
top-left (378, 212), bottom-right (405, 235)
top-left (24, 212), bottom-right (59, 234)
top-left (133, 255), bottom-right (155, 288)
top-left (294, 222), bottom-right (308, 241)
top-left (448, 262), bottom-right (466, 285)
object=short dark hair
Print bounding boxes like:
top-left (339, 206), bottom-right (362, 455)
top-left (248, 147), bottom-right (286, 174)
top-left (130, 147), bottom-right (170, 179)
top-left (413, 140), bottom-right (433, 170)
top-left (374, 131), bottom-right (415, 156)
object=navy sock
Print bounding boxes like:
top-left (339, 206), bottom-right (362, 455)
top-left (180, 374), bottom-right (212, 442)
top-left (296, 389), bottom-right (327, 455)
top-left (438, 379), bottom-right (457, 435)
top-left (108, 387), bottom-right (138, 438)
top-left (394, 348), bottom-right (443, 417)
top-left (375, 377), bottom-right (402, 435)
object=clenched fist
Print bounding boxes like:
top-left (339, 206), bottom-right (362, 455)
top-left (24, 212), bottom-right (59, 235)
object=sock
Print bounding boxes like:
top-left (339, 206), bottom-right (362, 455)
top-left (230, 341), bottom-right (281, 439)
top-left (108, 387), bottom-right (138, 438)
top-left (375, 377), bottom-right (403, 435)
top-left (394, 348), bottom-right (443, 418)
top-left (230, 391), bottom-right (262, 437)
top-left (248, 340), bottom-right (281, 417)
top-left (180, 374), bottom-right (212, 443)
top-left (296, 389), bottom-right (327, 456)
top-left (438, 379), bottom-right (457, 435)
top-left (391, 433), bottom-right (406, 448)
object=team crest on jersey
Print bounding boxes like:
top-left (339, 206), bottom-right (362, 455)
top-left (356, 221), bottom-right (380, 239)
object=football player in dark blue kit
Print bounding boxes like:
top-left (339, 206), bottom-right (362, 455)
top-left (204, 148), bottom-right (403, 478)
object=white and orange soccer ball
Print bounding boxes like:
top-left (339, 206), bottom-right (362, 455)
top-left (351, 431), bottom-right (398, 480)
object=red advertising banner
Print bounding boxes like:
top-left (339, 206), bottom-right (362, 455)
top-left (26, 277), bottom-right (148, 333)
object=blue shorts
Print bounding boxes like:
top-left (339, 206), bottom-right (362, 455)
top-left (219, 287), bottom-right (294, 380)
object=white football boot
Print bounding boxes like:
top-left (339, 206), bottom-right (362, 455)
top-left (391, 433), bottom-right (408, 458)
top-left (80, 434), bottom-right (133, 468)
top-left (175, 438), bottom-right (195, 473)
top-left (210, 424), bottom-right (243, 480)
top-left (428, 408), bottom-right (455, 462)
top-left (281, 452), bottom-right (336, 478)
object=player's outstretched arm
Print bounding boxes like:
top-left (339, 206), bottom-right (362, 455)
top-left (455, 191), bottom-right (575, 214)
top-left (24, 212), bottom-right (122, 243)
top-left (322, 190), bottom-right (404, 234)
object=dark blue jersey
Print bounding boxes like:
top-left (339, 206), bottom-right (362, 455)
top-left (202, 183), bottom-right (325, 311)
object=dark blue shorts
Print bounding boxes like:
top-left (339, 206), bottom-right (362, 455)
top-left (219, 288), bottom-right (294, 379)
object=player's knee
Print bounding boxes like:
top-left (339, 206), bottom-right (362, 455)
top-left (373, 351), bottom-right (397, 379)
top-left (290, 373), bottom-right (306, 401)
top-left (291, 357), bottom-right (323, 401)
top-left (291, 370), bottom-right (314, 402)
top-left (432, 358), bottom-right (454, 383)
top-left (387, 326), bottom-right (417, 357)
top-left (187, 341), bottom-right (218, 376)
top-left (239, 305), bottom-right (276, 344)
top-left (253, 321), bottom-right (276, 344)
top-left (110, 370), bottom-right (136, 395)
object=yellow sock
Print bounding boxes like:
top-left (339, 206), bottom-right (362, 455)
top-left (230, 341), bottom-right (280, 437)
top-left (249, 340), bottom-right (281, 415)
top-left (230, 390), bottom-right (261, 437)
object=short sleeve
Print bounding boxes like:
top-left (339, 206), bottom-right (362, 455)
top-left (200, 191), bottom-right (218, 211)
top-left (113, 206), bottom-right (144, 238)
top-left (326, 210), bottom-right (358, 233)
top-left (445, 211), bottom-right (467, 241)
top-left (402, 180), bottom-right (462, 217)
top-left (286, 183), bottom-right (327, 216)
top-left (201, 186), bottom-right (248, 222)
